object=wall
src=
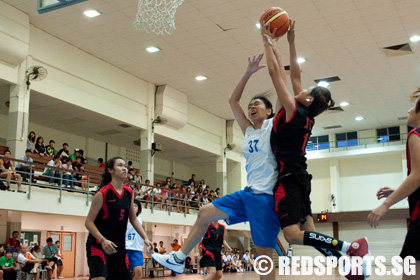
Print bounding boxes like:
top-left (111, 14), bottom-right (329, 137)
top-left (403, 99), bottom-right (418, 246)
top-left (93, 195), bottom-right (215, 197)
top-left (308, 159), bottom-right (331, 213)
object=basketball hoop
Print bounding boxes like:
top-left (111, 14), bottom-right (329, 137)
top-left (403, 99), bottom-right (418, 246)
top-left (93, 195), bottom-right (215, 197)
top-left (134, 0), bottom-right (184, 35)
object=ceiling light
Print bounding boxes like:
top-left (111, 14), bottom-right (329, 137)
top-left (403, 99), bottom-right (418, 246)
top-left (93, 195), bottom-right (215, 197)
top-left (410, 35), bottom-right (420, 42)
top-left (317, 81), bottom-right (330, 88)
top-left (83, 10), bottom-right (101, 18)
top-left (195, 76), bottom-right (207, 81)
top-left (256, 23), bottom-right (261, 29)
top-left (146, 47), bottom-right (161, 53)
top-left (355, 116), bottom-right (365, 121)
top-left (297, 57), bottom-right (307, 64)
top-left (340, 101), bottom-right (350, 107)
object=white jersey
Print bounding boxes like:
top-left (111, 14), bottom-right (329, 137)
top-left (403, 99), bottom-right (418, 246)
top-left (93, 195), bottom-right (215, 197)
top-left (125, 217), bottom-right (144, 251)
top-left (243, 118), bottom-right (278, 195)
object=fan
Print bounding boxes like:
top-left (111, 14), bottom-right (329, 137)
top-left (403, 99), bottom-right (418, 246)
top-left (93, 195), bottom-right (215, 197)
top-left (25, 66), bottom-right (48, 89)
top-left (151, 116), bottom-right (168, 130)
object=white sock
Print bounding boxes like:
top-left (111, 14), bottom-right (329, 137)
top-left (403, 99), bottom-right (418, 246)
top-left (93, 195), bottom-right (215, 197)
top-left (175, 250), bottom-right (187, 261)
top-left (341, 241), bottom-right (350, 253)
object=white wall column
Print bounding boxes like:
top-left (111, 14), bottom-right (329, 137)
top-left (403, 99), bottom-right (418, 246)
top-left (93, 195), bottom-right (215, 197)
top-left (329, 159), bottom-right (340, 212)
top-left (140, 83), bottom-right (155, 183)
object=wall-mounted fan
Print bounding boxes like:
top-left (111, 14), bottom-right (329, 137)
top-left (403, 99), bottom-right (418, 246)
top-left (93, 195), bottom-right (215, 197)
top-left (26, 66), bottom-right (48, 89)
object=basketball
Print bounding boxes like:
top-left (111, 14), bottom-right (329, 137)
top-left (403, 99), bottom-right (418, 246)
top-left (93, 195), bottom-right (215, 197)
top-left (259, 7), bottom-right (290, 37)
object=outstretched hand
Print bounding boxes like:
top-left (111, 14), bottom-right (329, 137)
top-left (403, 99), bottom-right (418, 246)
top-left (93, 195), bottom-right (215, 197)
top-left (261, 21), bottom-right (279, 46)
top-left (246, 54), bottom-right (266, 75)
top-left (376, 187), bottom-right (394, 200)
top-left (144, 239), bottom-right (154, 253)
top-left (367, 204), bottom-right (389, 228)
top-left (287, 20), bottom-right (296, 43)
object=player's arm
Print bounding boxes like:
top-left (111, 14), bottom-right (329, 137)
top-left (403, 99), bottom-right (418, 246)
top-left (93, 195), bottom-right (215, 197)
top-left (85, 192), bottom-right (117, 254)
top-left (223, 239), bottom-right (232, 252)
top-left (129, 194), bottom-right (153, 252)
top-left (262, 29), bottom-right (295, 120)
top-left (368, 134), bottom-right (420, 227)
top-left (229, 55), bottom-right (265, 134)
top-left (287, 20), bottom-right (303, 96)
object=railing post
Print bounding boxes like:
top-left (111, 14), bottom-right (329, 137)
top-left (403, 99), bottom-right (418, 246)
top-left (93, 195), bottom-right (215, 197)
top-left (58, 169), bottom-right (63, 203)
top-left (86, 174), bottom-right (90, 206)
top-left (151, 193), bottom-right (154, 214)
top-left (27, 165), bottom-right (33, 200)
top-left (184, 197), bottom-right (187, 217)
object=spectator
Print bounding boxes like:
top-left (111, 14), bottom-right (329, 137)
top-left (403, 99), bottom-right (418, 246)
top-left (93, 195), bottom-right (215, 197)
top-left (231, 256), bottom-right (244, 273)
top-left (72, 156), bottom-right (87, 191)
top-left (215, 188), bottom-right (220, 198)
top-left (42, 237), bottom-right (58, 271)
top-left (31, 245), bottom-right (43, 260)
top-left (127, 161), bottom-right (133, 170)
top-left (187, 174), bottom-right (196, 187)
top-left (62, 158), bottom-right (75, 188)
top-left (0, 249), bottom-right (17, 280)
top-left (134, 170), bottom-right (142, 186)
top-left (55, 241), bottom-right (64, 279)
top-left (43, 155), bottom-right (62, 185)
top-left (45, 140), bottom-right (55, 156)
top-left (158, 241), bottom-right (166, 254)
top-left (141, 180), bottom-right (154, 209)
top-left (153, 242), bottom-right (158, 254)
top-left (57, 143), bottom-right (69, 157)
top-left (34, 136), bottom-right (46, 156)
top-left (242, 250), bottom-right (250, 271)
top-left (170, 172), bottom-right (175, 186)
top-left (16, 149), bottom-right (36, 183)
top-left (18, 245), bottom-right (45, 278)
top-left (0, 150), bottom-right (24, 192)
top-left (147, 182), bottom-right (162, 209)
top-left (0, 245), bottom-right (4, 257)
top-left (170, 239), bottom-right (182, 276)
top-left (160, 183), bottom-right (171, 211)
top-left (6, 231), bottom-right (21, 248)
top-left (199, 179), bottom-right (206, 189)
top-left (200, 192), bottom-right (209, 207)
top-left (27, 131), bottom-right (36, 153)
top-left (165, 177), bottom-right (171, 187)
top-left (128, 168), bottom-right (135, 182)
top-left (98, 158), bottom-right (105, 168)
top-left (69, 149), bottom-right (85, 163)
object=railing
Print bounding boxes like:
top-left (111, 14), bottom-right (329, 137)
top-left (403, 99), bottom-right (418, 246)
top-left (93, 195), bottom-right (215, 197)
top-left (306, 133), bottom-right (408, 153)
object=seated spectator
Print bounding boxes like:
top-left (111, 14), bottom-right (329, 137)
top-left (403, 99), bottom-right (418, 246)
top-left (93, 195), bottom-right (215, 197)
top-left (0, 245), bottom-right (4, 257)
top-left (27, 131), bottom-right (36, 153)
top-left (6, 231), bottom-right (21, 248)
top-left (0, 249), bottom-right (17, 280)
top-left (215, 188), bottom-right (220, 198)
top-left (34, 136), bottom-right (46, 156)
top-left (147, 182), bottom-right (162, 209)
top-left (231, 256), bottom-right (244, 273)
top-left (72, 157), bottom-right (87, 191)
top-left (69, 149), bottom-right (85, 164)
top-left (127, 161), bottom-right (133, 170)
top-left (160, 183), bottom-right (171, 211)
top-left (0, 150), bottom-right (23, 192)
top-left (249, 254), bottom-right (255, 271)
top-left (16, 149), bottom-right (37, 183)
top-left (62, 158), bottom-right (75, 188)
top-left (31, 245), bottom-right (43, 260)
top-left (45, 140), bottom-right (56, 156)
top-left (200, 192), bottom-right (210, 207)
top-left (43, 155), bottom-right (62, 185)
top-left (18, 245), bottom-right (46, 279)
top-left (134, 170), bottom-right (142, 185)
top-left (242, 250), bottom-right (250, 271)
top-left (42, 238), bottom-right (58, 271)
top-left (98, 158), bottom-right (105, 168)
top-left (141, 180), bottom-right (153, 208)
top-left (57, 143), bottom-right (69, 158)
top-left (187, 174), bottom-right (196, 187)
top-left (128, 168), bottom-right (135, 182)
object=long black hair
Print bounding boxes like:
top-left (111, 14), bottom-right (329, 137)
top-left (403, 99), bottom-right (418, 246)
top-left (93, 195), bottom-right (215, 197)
top-left (308, 87), bottom-right (335, 117)
top-left (99, 157), bottom-right (125, 189)
top-left (134, 199), bottom-right (142, 216)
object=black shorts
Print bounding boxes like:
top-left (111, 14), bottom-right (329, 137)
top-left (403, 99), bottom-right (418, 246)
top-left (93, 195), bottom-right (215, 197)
top-left (400, 221), bottom-right (420, 261)
top-left (273, 173), bottom-right (312, 229)
top-left (200, 250), bottom-right (222, 271)
top-left (86, 243), bottom-right (131, 280)
top-left (22, 263), bottom-right (35, 273)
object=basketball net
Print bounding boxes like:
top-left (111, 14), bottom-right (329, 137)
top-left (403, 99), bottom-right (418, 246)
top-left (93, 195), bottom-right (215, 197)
top-left (134, 0), bottom-right (184, 35)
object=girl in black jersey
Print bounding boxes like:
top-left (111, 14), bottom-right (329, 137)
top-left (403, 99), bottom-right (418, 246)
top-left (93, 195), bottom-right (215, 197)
top-left (263, 20), bottom-right (370, 279)
top-left (85, 157), bottom-right (153, 280)
top-left (368, 88), bottom-right (420, 278)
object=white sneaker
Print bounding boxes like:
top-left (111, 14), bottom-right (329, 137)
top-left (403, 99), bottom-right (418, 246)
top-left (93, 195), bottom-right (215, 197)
top-left (58, 277), bottom-right (64, 279)
top-left (30, 268), bottom-right (37, 273)
top-left (152, 252), bottom-right (184, 274)
top-left (45, 266), bottom-right (52, 270)
top-left (200, 270), bottom-right (204, 275)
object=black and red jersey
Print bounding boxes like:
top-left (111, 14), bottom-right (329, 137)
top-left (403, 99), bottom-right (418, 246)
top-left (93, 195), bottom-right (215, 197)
top-left (202, 223), bottom-right (225, 252)
top-left (406, 128), bottom-right (420, 225)
top-left (87, 183), bottom-right (133, 247)
top-left (271, 100), bottom-right (314, 175)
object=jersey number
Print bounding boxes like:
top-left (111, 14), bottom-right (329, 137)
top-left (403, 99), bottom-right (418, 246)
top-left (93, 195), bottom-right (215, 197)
top-left (248, 140), bottom-right (259, 153)
top-left (119, 209), bottom-right (125, 221)
top-left (127, 233), bottom-right (135, 240)
top-left (302, 118), bottom-right (314, 154)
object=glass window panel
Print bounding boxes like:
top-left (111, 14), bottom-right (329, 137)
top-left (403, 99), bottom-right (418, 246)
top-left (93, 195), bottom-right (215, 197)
top-left (318, 142), bottom-right (329, 150)
top-left (318, 135), bottom-right (329, 143)
top-left (50, 234), bottom-right (60, 244)
top-left (377, 128), bottom-right (387, 136)
top-left (378, 136), bottom-right (389, 143)
top-left (347, 139), bottom-right (358, 146)
top-left (347, 131), bottom-right (357, 140)
top-left (63, 235), bottom-right (72, 252)
top-left (336, 133), bottom-right (346, 141)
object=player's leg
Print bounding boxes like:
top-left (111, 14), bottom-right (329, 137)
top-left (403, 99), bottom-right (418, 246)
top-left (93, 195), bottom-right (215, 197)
top-left (86, 243), bottom-right (107, 280)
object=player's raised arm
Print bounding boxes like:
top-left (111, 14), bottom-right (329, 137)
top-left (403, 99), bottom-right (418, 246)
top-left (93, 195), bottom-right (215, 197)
top-left (287, 20), bottom-right (303, 96)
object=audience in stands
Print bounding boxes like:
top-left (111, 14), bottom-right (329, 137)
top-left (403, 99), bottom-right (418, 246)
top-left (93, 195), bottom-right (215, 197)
top-left (45, 140), bottom-right (56, 156)
top-left (160, 183), bottom-right (171, 211)
top-left (6, 231), bottom-right (21, 248)
top-left (34, 136), bottom-right (46, 156)
top-left (62, 158), bottom-right (75, 188)
top-left (127, 161), bottom-right (133, 170)
top-left (43, 155), bottom-right (62, 185)
top-left (0, 249), bottom-right (17, 280)
top-left (69, 149), bottom-right (85, 164)
top-left (98, 158), bottom-right (105, 168)
top-left (187, 174), bottom-right (196, 187)
top-left (72, 156), bottom-right (87, 191)
top-left (57, 143), bottom-right (69, 157)
top-left (16, 149), bottom-right (36, 183)
top-left (134, 170), bottom-right (142, 185)
top-left (18, 245), bottom-right (45, 279)
top-left (27, 131), bottom-right (36, 153)
top-left (0, 150), bottom-right (24, 192)
top-left (128, 168), bottom-right (135, 182)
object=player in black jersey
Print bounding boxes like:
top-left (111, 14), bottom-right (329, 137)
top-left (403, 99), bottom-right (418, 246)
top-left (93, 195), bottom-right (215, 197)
top-left (262, 21), bottom-right (370, 279)
top-left (85, 157), bottom-right (153, 280)
top-left (368, 88), bottom-right (420, 277)
top-left (200, 221), bottom-right (232, 280)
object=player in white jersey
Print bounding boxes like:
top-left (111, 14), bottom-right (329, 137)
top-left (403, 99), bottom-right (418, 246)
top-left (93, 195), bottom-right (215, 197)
top-left (125, 199), bottom-right (145, 280)
top-left (153, 54), bottom-right (281, 280)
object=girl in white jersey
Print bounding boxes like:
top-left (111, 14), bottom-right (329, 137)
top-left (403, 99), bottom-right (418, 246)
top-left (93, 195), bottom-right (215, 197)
top-left (125, 199), bottom-right (145, 280)
top-left (153, 55), bottom-right (281, 280)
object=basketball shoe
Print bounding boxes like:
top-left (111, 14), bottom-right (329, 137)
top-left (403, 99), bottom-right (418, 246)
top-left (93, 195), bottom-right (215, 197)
top-left (152, 252), bottom-right (184, 274)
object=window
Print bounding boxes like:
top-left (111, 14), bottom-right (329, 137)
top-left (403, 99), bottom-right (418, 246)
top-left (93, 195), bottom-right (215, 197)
top-left (336, 131), bottom-right (358, 147)
top-left (377, 126), bottom-right (400, 143)
top-left (307, 135), bottom-right (329, 151)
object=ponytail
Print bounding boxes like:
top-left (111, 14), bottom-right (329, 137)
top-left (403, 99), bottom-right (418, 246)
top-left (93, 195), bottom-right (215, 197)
top-left (99, 157), bottom-right (125, 189)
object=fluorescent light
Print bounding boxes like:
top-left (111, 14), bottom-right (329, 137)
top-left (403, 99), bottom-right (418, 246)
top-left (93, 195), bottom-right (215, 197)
top-left (256, 23), bottom-right (261, 29)
top-left (340, 101), bottom-right (350, 107)
top-left (297, 57), bottom-right (307, 64)
top-left (146, 47), bottom-right (160, 53)
top-left (355, 116), bottom-right (365, 121)
top-left (317, 81), bottom-right (330, 88)
top-left (410, 35), bottom-right (420, 42)
top-left (195, 76), bottom-right (207, 81)
top-left (83, 10), bottom-right (101, 18)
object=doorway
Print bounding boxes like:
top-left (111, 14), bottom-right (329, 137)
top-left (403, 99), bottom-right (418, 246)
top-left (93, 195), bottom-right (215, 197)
top-left (47, 231), bottom-right (76, 278)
